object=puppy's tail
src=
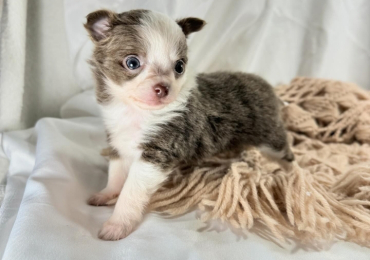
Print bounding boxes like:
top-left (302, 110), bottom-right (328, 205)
top-left (106, 197), bottom-right (118, 206)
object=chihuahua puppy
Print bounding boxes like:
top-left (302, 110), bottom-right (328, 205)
top-left (84, 9), bottom-right (294, 240)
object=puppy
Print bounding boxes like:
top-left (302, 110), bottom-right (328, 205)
top-left (84, 9), bottom-right (294, 240)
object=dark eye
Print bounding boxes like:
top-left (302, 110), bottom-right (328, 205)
top-left (125, 56), bottom-right (141, 70)
top-left (174, 60), bottom-right (185, 74)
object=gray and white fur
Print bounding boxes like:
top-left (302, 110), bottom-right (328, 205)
top-left (84, 9), bottom-right (294, 240)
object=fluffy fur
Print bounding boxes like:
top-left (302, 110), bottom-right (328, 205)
top-left (84, 9), bottom-right (293, 240)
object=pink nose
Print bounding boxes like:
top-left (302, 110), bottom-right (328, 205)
top-left (153, 84), bottom-right (169, 98)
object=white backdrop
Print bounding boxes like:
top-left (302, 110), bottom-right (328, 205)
top-left (65, 0), bottom-right (370, 91)
top-left (0, 0), bottom-right (79, 132)
top-left (0, 0), bottom-right (27, 131)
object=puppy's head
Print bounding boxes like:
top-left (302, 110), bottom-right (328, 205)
top-left (85, 9), bottom-right (205, 110)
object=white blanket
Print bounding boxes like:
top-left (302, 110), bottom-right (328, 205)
top-left (1, 0), bottom-right (370, 258)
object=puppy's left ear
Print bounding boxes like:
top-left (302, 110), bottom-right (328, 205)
top-left (177, 17), bottom-right (206, 37)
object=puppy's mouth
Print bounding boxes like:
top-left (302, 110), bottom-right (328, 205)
top-left (130, 96), bottom-right (169, 109)
top-left (130, 87), bottom-right (173, 110)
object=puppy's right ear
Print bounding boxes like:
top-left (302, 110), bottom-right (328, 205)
top-left (84, 10), bottom-right (117, 42)
top-left (177, 17), bottom-right (206, 37)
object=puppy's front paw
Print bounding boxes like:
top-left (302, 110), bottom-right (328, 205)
top-left (87, 192), bottom-right (118, 206)
top-left (98, 220), bottom-right (134, 240)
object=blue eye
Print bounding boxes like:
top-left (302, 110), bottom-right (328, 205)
top-left (125, 56), bottom-right (140, 70)
top-left (174, 60), bottom-right (185, 74)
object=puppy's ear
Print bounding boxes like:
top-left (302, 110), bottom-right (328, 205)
top-left (84, 10), bottom-right (117, 42)
top-left (177, 17), bottom-right (206, 37)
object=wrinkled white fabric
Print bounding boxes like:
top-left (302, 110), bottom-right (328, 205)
top-left (1, 0), bottom-right (370, 259)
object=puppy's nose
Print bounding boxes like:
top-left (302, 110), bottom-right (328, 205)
top-left (153, 84), bottom-right (169, 98)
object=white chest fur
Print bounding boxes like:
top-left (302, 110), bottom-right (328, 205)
top-left (100, 75), bottom-right (195, 163)
top-left (101, 101), bottom-right (148, 161)
top-left (100, 99), bottom-right (187, 162)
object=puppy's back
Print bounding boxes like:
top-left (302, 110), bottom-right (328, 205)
top-left (141, 71), bottom-right (293, 170)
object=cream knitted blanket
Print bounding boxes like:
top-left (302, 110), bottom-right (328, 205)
top-left (148, 77), bottom-right (370, 247)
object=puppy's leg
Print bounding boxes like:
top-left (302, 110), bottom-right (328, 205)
top-left (259, 144), bottom-right (294, 171)
top-left (98, 159), bottom-right (168, 240)
top-left (259, 125), bottom-right (294, 171)
top-left (88, 158), bottom-right (127, 206)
